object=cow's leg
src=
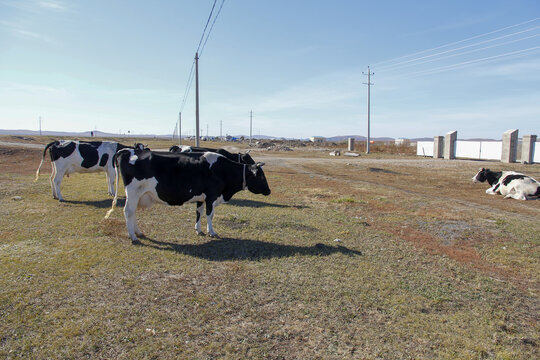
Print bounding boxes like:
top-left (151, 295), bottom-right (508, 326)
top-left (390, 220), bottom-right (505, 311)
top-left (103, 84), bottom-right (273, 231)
top-left (52, 166), bottom-right (66, 201)
top-left (106, 167), bottom-right (116, 196)
top-left (205, 199), bottom-right (218, 237)
top-left (504, 192), bottom-right (526, 200)
top-left (195, 201), bottom-right (204, 235)
top-left (124, 194), bottom-right (141, 244)
top-left (49, 162), bottom-right (58, 199)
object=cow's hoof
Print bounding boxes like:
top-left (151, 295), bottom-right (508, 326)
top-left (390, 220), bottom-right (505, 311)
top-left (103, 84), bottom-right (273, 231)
top-left (208, 233), bottom-right (218, 238)
top-left (131, 239), bottom-right (142, 245)
top-left (58, 198), bottom-right (65, 202)
top-left (196, 231), bottom-right (205, 236)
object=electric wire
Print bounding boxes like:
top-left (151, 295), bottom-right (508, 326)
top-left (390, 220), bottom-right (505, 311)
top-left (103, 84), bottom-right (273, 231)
top-left (196, 0), bottom-right (218, 54)
top-left (200, 0), bottom-right (226, 56)
top-left (376, 26), bottom-right (539, 72)
top-left (408, 46), bottom-right (540, 77)
top-left (178, 0), bottom-right (225, 115)
top-left (377, 33), bottom-right (539, 72)
top-left (373, 17), bottom-right (539, 67)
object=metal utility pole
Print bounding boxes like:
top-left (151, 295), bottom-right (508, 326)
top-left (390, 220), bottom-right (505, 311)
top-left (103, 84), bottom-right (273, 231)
top-left (39, 116), bottom-right (42, 136)
top-left (178, 112), bottom-right (182, 145)
top-left (362, 66), bottom-right (374, 154)
top-left (195, 52), bottom-right (200, 147)
top-left (206, 123), bottom-right (209, 140)
top-left (220, 120), bottom-right (223, 140)
top-left (249, 110), bottom-right (253, 144)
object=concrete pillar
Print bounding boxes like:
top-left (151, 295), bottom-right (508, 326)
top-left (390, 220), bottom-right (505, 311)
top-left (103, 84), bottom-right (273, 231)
top-left (444, 131), bottom-right (457, 160)
top-left (433, 136), bottom-right (444, 158)
top-left (501, 129), bottom-right (518, 163)
top-left (521, 134), bottom-right (536, 164)
top-left (347, 138), bottom-right (355, 151)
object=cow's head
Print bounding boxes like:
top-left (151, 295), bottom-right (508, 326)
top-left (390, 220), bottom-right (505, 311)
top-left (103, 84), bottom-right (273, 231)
top-left (246, 162), bottom-right (271, 196)
top-left (133, 143), bottom-right (147, 151)
top-left (239, 150), bottom-right (256, 165)
top-left (169, 145), bottom-right (180, 152)
top-left (472, 168), bottom-right (489, 183)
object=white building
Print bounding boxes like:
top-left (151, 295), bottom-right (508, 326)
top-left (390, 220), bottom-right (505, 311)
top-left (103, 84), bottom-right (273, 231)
top-left (310, 136), bottom-right (326, 143)
top-left (395, 138), bottom-right (410, 146)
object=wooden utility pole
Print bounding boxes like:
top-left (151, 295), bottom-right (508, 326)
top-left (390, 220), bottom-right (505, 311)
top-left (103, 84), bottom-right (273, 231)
top-left (195, 52), bottom-right (200, 147)
top-left (250, 110), bottom-right (253, 144)
top-left (179, 112), bottom-right (182, 144)
top-left (220, 120), bottom-right (223, 140)
top-left (362, 66), bottom-right (374, 154)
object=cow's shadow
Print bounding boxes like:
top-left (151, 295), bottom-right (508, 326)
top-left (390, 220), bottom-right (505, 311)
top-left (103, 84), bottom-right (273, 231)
top-left (228, 199), bottom-right (308, 209)
top-left (63, 198), bottom-right (125, 208)
top-left (139, 236), bottom-right (362, 261)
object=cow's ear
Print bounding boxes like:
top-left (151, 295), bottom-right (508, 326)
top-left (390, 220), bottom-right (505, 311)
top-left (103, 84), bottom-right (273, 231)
top-left (245, 149), bottom-right (251, 154)
top-left (257, 162), bottom-right (265, 167)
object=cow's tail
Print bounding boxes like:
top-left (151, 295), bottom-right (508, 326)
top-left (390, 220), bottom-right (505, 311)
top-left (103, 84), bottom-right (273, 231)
top-left (34, 141), bottom-right (58, 182)
top-left (105, 149), bottom-right (126, 219)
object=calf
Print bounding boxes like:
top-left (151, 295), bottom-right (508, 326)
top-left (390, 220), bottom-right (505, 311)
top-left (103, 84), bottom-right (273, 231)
top-left (35, 140), bottom-right (145, 201)
top-left (472, 168), bottom-right (540, 200)
top-left (169, 145), bottom-right (255, 164)
top-left (105, 149), bottom-right (271, 243)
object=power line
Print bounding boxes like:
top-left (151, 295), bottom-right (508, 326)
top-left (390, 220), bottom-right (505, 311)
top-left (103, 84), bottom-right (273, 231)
top-left (377, 33), bottom-right (539, 73)
top-left (372, 17), bottom-right (539, 67)
top-left (408, 46), bottom-right (540, 77)
top-left (375, 26), bottom-right (539, 71)
top-left (200, 0), bottom-right (226, 56)
top-left (196, 0), bottom-right (218, 54)
top-left (178, 1), bottom-right (226, 119)
top-left (179, 59), bottom-right (195, 113)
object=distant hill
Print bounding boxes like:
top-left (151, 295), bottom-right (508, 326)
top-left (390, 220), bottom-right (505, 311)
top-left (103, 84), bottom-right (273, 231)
top-left (326, 135), bottom-right (394, 142)
top-left (0, 129), bottom-right (171, 138)
top-left (0, 129), bottom-right (499, 142)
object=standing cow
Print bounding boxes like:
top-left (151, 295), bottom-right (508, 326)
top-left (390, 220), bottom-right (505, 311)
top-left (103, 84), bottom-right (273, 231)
top-left (472, 168), bottom-right (540, 200)
top-left (169, 145), bottom-right (255, 164)
top-left (35, 140), bottom-right (145, 201)
top-left (105, 149), bottom-right (270, 244)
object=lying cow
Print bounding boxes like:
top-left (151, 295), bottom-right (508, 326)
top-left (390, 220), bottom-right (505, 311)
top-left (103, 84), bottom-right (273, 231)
top-left (169, 145), bottom-right (255, 164)
top-left (472, 168), bottom-right (540, 200)
top-left (105, 149), bottom-right (271, 244)
top-left (35, 140), bottom-right (145, 201)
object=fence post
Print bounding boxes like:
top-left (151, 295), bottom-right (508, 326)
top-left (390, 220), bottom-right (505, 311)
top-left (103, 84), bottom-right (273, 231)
top-left (521, 134), bottom-right (536, 164)
top-left (348, 138), bottom-right (355, 151)
top-left (433, 136), bottom-right (444, 158)
top-left (444, 131), bottom-right (457, 160)
top-left (501, 129), bottom-right (518, 163)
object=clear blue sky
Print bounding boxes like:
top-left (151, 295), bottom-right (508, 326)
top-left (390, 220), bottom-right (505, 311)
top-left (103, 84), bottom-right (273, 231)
top-left (1, 0), bottom-right (539, 139)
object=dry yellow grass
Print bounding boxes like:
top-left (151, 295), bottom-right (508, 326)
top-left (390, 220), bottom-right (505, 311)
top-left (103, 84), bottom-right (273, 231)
top-left (0, 139), bottom-right (539, 359)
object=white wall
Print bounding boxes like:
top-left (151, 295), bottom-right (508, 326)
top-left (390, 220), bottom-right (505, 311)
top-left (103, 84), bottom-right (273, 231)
top-left (533, 142), bottom-right (539, 163)
top-left (416, 141), bottom-right (502, 160)
top-left (416, 141), bottom-right (434, 157)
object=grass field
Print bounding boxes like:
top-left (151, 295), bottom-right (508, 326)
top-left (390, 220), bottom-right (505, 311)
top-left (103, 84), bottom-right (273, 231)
top-left (0, 137), bottom-right (539, 359)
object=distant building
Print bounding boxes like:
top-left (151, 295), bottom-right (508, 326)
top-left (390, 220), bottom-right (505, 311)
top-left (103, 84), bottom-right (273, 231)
top-left (395, 138), bottom-right (410, 146)
top-left (310, 136), bottom-right (326, 143)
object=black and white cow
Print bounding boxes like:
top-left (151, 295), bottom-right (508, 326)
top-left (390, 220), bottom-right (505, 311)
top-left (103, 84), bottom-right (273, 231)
top-left (35, 140), bottom-right (145, 201)
top-left (472, 168), bottom-right (540, 200)
top-left (169, 145), bottom-right (255, 164)
top-left (105, 149), bottom-right (271, 244)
